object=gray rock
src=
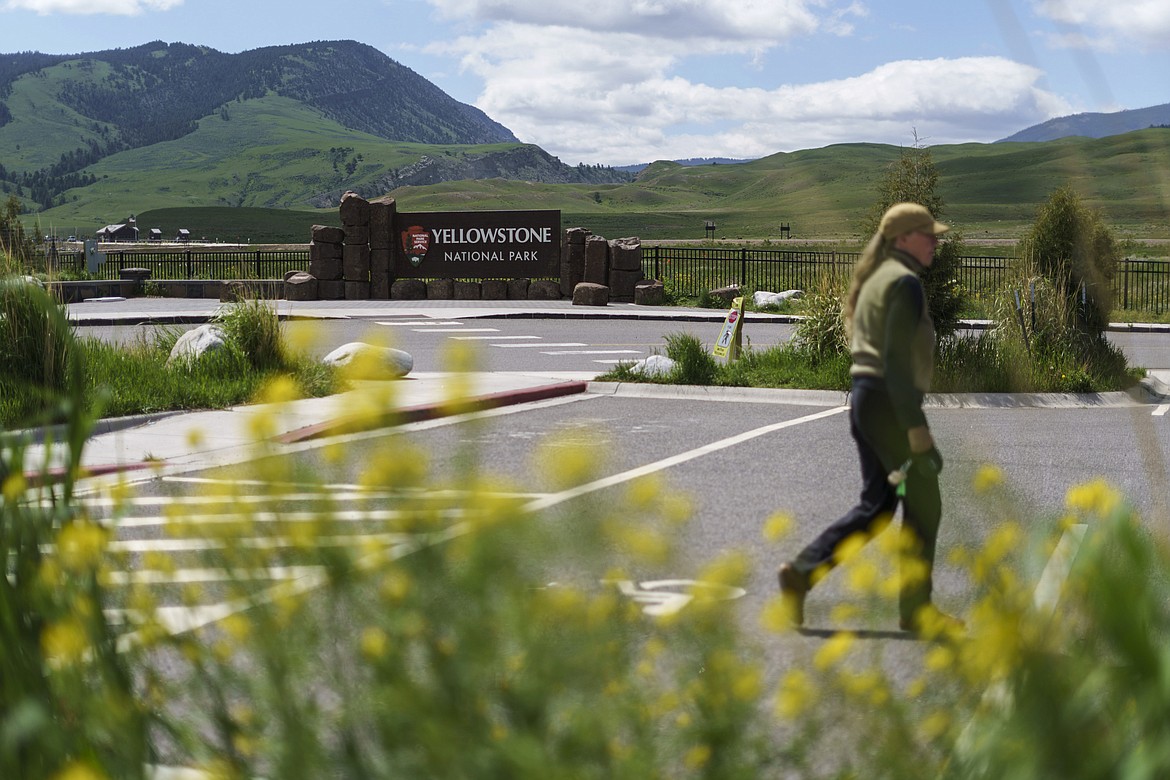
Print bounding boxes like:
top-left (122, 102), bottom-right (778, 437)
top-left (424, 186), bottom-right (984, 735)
top-left (528, 279), bottom-right (562, 299)
top-left (752, 289), bottom-right (803, 307)
top-left (584, 235), bottom-right (609, 285)
top-left (635, 279), bottom-right (666, 306)
top-left (392, 279), bottom-right (427, 300)
top-left (322, 342), bottom-right (413, 379)
top-left (630, 354), bottom-right (676, 378)
top-left (285, 272), bottom-right (318, 301)
top-left (427, 278), bottom-right (454, 299)
top-left (573, 282), bottom-right (609, 306)
top-left (709, 284), bottom-right (742, 304)
top-left (167, 324), bottom-right (227, 367)
top-left (608, 236), bottom-right (642, 271)
top-left (311, 225), bottom-right (345, 244)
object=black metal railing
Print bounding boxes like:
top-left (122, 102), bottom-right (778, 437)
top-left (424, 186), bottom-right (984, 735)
top-left (51, 249), bottom-right (310, 281)
top-left (642, 247), bottom-right (1170, 314)
top-left (43, 246), bottom-right (1170, 313)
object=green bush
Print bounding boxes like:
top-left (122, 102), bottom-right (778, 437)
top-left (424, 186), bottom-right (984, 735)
top-left (664, 331), bottom-right (719, 385)
top-left (214, 297), bottom-right (285, 372)
top-left (0, 277), bottom-right (79, 426)
top-left (1019, 186), bottom-right (1121, 336)
top-left (790, 275), bottom-right (848, 360)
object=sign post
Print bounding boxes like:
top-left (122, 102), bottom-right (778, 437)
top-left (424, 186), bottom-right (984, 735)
top-left (712, 296), bottom-right (744, 361)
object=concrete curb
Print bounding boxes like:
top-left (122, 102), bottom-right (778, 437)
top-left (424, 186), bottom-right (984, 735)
top-left (274, 380), bottom-right (591, 443)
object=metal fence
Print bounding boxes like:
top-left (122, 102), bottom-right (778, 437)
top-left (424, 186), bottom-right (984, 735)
top-left (643, 246), bottom-right (1170, 314)
top-left (52, 249), bottom-right (310, 281)
top-left (45, 246), bottom-right (1170, 313)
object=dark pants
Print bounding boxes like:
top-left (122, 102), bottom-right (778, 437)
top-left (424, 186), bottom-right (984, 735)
top-left (793, 377), bottom-right (940, 623)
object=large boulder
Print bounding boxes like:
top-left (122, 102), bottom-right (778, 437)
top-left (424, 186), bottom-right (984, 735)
top-left (572, 282), bottom-right (609, 306)
top-left (528, 279), bottom-right (562, 300)
top-left (753, 289), bottom-right (803, 307)
top-left (322, 342), bottom-right (413, 379)
top-left (167, 324), bottom-right (227, 367)
top-left (634, 279), bottom-right (666, 306)
top-left (284, 272), bottom-right (318, 301)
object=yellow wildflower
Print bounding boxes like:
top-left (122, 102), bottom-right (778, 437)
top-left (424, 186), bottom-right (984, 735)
top-left (775, 669), bottom-right (817, 719)
top-left (973, 464), bottom-right (1005, 493)
top-left (42, 617), bottom-right (90, 664)
top-left (56, 521), bottom-right (111, 572)
top-left (51, 762), bottom-right (107, 780)
top-left (684, 744), bottom-right (712, 770)
top-left (763, 511), bottom-right (794, 542)
top-left (814, 631), bottom-right (856, 671)
top-left (1065, 478), bottom-right (1123, 518)
top-left (361, 627), bottom-right (389, 660)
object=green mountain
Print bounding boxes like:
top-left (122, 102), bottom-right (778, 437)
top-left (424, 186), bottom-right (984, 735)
top-left (997, 102), bottom-right (1170, 143)
top-left (0, 39), bottom-right (630, 223)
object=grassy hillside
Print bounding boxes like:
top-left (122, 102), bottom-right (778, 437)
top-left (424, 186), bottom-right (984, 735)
top-left (26, 127), bottom-right (1170, 243)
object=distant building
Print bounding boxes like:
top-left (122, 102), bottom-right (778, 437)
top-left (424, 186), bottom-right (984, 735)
top-left (175, 228), bottom-right (191, 242)
top-left (97, 218), bottom-right (139, 243)
top-left (149, 228), bottom-right (162, 241)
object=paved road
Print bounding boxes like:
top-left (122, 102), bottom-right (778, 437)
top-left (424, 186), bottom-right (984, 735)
top-left (95, 383), bottom-right (1169, 686)
top-left (77, 315), bottom-right (1170, 375)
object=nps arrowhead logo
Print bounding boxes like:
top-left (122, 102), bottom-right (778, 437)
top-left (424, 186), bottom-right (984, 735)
top-left (401, 225), bottom-right (430, 267)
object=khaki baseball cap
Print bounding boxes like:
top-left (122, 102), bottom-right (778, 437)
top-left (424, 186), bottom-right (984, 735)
top-left (879, 202), bottom-right (949, 239)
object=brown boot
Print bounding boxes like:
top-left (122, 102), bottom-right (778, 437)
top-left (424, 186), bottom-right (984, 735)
top-left (777, 563), bottom-right (808, 628)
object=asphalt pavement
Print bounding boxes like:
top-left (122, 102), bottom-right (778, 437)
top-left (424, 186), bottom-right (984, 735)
top-left (15, 296), bottom-right (1170, 482)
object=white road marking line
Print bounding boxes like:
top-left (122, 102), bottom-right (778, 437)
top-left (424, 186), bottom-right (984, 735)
top-left (494, 342), bottom-right (587, 348)
top-left (377, 320), bottom-right (463, 326)
top-left (106, 564), bottom-right (327, 585)
top-left (541, 350), bottom-right (642, 356)
top-left (411, 327), bottom-right (499, 333)
top-left (522, 405), bottom-right (849, 512)
top-left (107, 508), bottom-right (463, 529)
top-left (1154, 404), bottom-right (1169, 417)
top-left (955, 523), bottom-right (1087, 756)
top-left (104, 532), bottom-right (413, 553)
top-left (451, 335), bottom-right (540, 340)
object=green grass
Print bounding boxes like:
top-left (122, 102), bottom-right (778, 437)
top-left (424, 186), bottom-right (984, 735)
top-left (0, 283), bottom-right (340, 429)
top-left (15, 105), bottom-right (1170, 242)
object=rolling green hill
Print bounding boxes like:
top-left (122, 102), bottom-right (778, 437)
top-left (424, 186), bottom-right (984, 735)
top-left (31, 128), bottom-right (1170, 244)
top-left (5, 39), bottom-right (1167, 242)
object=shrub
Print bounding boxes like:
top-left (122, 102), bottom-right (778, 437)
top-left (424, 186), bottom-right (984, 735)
top-left (657, 331), bottom-right (717, 385)
top-left (1019, 185), bottom-right (1121, 337)
top-left (213, 297), bottom-right (285, 372)
top-left (0, 276), bottom-right (79, 424)
top-left (791, 275), bottom-right (848, 360)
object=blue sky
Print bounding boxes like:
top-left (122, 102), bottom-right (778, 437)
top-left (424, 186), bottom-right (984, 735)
top-left (1, 0), bottom-right (1167, 166)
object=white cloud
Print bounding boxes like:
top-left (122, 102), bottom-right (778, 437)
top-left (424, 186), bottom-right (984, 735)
top-left (1033, 0), bottom-right (1170, 49)
top-left (2, 0), bottom-right (181, 14)
top-left (436, 11), bottom-right (1070, 165)
top-left (427, 0), bottom-right (834, 45)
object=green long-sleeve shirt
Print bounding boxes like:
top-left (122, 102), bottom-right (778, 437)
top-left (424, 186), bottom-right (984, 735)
top-left (848, 249), bottom-right (935, 430)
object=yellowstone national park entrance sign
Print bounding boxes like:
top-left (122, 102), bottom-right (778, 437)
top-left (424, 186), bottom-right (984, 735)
top-left (396, 209), bottom-right (561, 279)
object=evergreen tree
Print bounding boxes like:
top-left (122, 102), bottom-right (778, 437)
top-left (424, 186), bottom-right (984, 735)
top-left (863, 131), bottom-right (966, 340)
top-left (1019, 185), bottom-right (1119, 337)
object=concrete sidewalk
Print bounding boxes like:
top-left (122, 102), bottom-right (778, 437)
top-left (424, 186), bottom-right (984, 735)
top-left (19, 371), bottom-right (598, 482)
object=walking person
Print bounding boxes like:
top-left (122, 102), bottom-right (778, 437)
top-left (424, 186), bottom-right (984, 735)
top-left (777, 202), bottom-right (963, 638)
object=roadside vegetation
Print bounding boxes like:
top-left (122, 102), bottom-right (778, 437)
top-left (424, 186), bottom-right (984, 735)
top-left (3, 315), bottom-right (1167, 777)
top-left (602, 151), bottom-right (1143, 394)
top-left (0, 269), bottom-right (339, 429)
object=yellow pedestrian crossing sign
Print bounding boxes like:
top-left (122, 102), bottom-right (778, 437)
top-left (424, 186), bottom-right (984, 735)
top-left (713, 296), bottom-right (744, 360)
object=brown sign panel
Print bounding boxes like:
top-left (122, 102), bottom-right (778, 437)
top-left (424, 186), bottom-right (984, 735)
top-left (395, 210), bottom-right (560, 279)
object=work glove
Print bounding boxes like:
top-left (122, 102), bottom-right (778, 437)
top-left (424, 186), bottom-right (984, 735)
top-left (911, 446), bottom-right (944, 477)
